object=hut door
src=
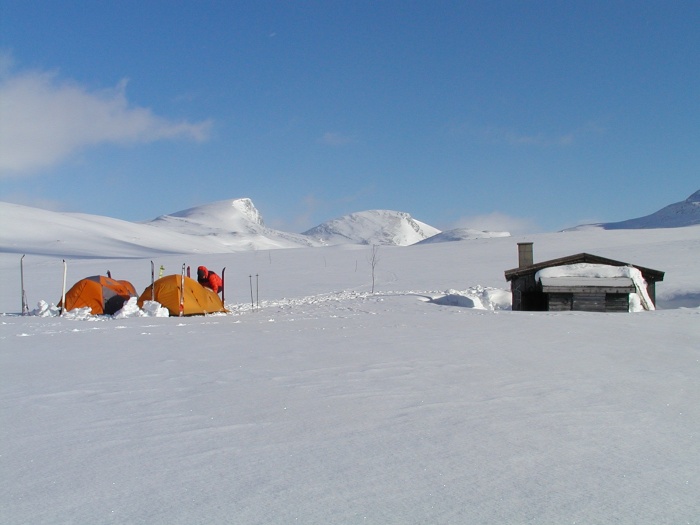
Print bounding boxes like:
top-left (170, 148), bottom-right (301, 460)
top-left (521, 291), bottom-right (547, 311)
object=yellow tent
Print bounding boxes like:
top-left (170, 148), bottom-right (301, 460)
top-left (137, 275), bottom-right (226, 316)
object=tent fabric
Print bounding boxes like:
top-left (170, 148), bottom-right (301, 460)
top-left (137, 275), bottom-right (226, 316)
top-left (59, 276), bottom-right (137, 315)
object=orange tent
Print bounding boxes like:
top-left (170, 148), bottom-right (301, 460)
top-left (137, 275), bottom-right (226, 316)
top-left (59, 276), bottom-right (137, 315)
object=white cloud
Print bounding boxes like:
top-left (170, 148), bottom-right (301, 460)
top-left (481, 126), bottom-right (574, 147)
top-left (0, 66), bottom-right (212, 177)
top-left (450, 120), bottom-right (606, 148)
top-left (452, 212), bottom-right (540, 235)
top-left (318, 131), bottom-right (354, 146)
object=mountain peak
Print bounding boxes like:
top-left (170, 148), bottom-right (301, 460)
top-left (686, 190), bottom-right (700, 203)
top-left (303, 209), bottom-right (441, 246)
top-left (167, 198), bottom-right (265, 227)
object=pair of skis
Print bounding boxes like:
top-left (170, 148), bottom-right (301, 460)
top-left (149, 261), bottom-right (166, 301)
top-left (21, 255), bottom-right (67, 316)
top-left (148, 260), bottom-right (186, 316)
top-left (20, 255), bottom-right (29, 315)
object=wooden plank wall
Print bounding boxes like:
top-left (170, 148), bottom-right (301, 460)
top-left (572, 293), bottom-right (606, 312)
top-left (548, 293), bottom-right (572, 311)
top-left (550, 292), bottom-right (630, 312)
top-left (605, 293), bottom-right (630, 312)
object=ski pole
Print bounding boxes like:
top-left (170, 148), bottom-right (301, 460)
top-left (179, 263), bottom-right (186, 317)
top-left (60, 259), bottom-right (67, 316)
top-left (20, 255), bottom-right (28, 315)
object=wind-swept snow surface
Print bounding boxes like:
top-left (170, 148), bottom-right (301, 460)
top-left (1, 202), bottom-right (700, 524)
top-left (417, 227), bottom-right (510, 244)
top-left (2, 296), bottom-right (699, 524)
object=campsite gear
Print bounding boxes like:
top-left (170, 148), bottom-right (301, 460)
top-left (221, 267), bottom-right (226, 303)
top-left (180, 264), bottom-right (186, 317)
top-left (20, 255), bottom-right (28, 315)
top-left (60, 260), bottom-right (67, 316)
top-left (138, 274), bottom-right (226, 316)
top-left (248, 274), bottom-right (260, 310)
top-left (58, 275), bottom-right (138, 315)
top-left (150, 261), bottom-right (155, 301)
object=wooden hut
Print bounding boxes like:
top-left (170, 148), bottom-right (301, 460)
top-left (504, 243), bottom-right (665, 312)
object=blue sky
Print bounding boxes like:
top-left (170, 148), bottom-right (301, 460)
top-left (1, 1), bottom-right (698, 233)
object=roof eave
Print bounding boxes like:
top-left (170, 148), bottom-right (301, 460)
top-left (504, 252), bottom-right (665, 282)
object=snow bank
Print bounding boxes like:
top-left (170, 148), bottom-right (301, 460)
top-left (113, 298), bottom-right (169, 318)
top-left (27, 298), bottom-right (170, 319)
top-left (431, 286), bottom-right (512, 310)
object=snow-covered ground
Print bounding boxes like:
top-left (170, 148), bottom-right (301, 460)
top-left (1, 206), bottom-right (699, 523)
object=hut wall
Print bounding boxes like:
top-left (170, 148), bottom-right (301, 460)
top-left (547, 292), bottom-right (630, 312)
top-left (605, 293), bottom-right (630, 312)
top-left (548, 293), bottom-right (573, 311)
top-left (572, 293), bottom-right (606, 312)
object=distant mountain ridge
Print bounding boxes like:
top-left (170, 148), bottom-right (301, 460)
top-left (2, 190), bottom-right (697, 258)
top-left (0, 198), bottom-right (453, 257)
top-left (568, 190), bottom-right (700, 231)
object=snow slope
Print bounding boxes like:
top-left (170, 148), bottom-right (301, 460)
top-left (303, 210), bottom-right (441, 246)
top-left (0, 201), bottom-right (226, 257)
top-left (1, 202), bottom-right (700, 524)
top-left (417, 227), bottom-right (510, 244)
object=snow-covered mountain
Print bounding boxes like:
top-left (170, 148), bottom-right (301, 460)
top-left (568, 189), bottom-right (700, 230)
top-left (303, 210), bottom-right (441, 246)
top-left (0, 198), bottom-right (443, 257)
top-left (148, 198), bottom-right (265, 233)
top-left (145, 198), bottom-right (320, 250)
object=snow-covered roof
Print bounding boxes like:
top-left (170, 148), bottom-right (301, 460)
top-left (540, 276), bottom-right (635, 292)
top-left (505, 252), bottom-right (665, 282)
